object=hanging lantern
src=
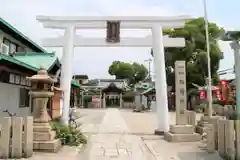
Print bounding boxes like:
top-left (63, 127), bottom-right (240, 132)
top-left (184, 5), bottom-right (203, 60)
top-left (215, 89), bottom-right (221, 100)
top-left (200, 90), bottom-right (206, 99)
top-left (219, 80), bottom-right (230, 102)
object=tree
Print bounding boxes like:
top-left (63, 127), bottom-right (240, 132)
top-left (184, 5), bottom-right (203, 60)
top-left (108, 61), bottom-right (148, 85)
top-left (151, 17), bottom-right (224, 90)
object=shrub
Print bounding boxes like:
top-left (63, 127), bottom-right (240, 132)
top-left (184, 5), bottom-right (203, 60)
top-left (50, 119), bottom-right (87, 146)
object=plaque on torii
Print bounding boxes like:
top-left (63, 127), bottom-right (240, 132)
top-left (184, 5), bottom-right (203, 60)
top-left (106, 21), bottom-right (120, 43)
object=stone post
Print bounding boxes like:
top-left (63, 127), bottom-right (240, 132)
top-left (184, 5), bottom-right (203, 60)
top-left (103, 93), bottom-right (106, 108)
top-left (99, 90), bottom-right (102, 108)
top-left (28, 66), bottom-right (61, 152)
top-left (175, 61), bottom-right (187, 125)
top-left (81, 92), bottom-right (84, 108)
top-left (119, 93), bottom-right (123, 108)
top-left (164, 61), bottom-right (201, 142)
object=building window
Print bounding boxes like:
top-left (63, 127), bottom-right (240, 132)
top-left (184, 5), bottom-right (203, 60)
top-left (15, 75), bottom-right (20, 84)
top-left (9, 43), bottom-right (17, 53)
top-left (0, 70), bottom-right (10, 83)
top-left (9, 73), bottom-right (15, 83)
top-left (79, 80), bottom-right (82, 84)
top-left (3, 38), bottom-right (10, 46)
top-left (19, 88), bottom-right (29, 107)
top-left (20, 76), bottom-right (26, 85)
top-left (3, 37), bottom-right (18, 54)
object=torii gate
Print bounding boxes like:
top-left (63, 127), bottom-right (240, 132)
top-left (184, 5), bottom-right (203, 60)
top-left (37, 15), bottom-right (191, 134)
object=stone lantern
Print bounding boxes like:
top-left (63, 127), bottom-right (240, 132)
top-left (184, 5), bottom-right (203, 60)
top-left (27, 66), bottom-right (61, 152)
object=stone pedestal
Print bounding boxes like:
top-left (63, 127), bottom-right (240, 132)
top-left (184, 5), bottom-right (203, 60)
top-left (195, 115), bottom-right (220, 135)
top-left (164, 125), bottom-right (201, 142)
top-left (30, 91), bottom-right (62, 153)
top-left (33, 122), bottom-right (61, 152)
top-left (195, 115), bottom-right (211, 134)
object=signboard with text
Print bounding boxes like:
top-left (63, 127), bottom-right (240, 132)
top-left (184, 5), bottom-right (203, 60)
top-left (175, 61), bottom-right (187, 125)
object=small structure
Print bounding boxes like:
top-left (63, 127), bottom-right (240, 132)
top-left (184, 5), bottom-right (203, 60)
top-left (102, 82), bottom-right (123, 108)
top-left (82, 79), bottom-right (127, 108)
top-left (164, 61), bottom-right (201, 141)
top-left (27, 66), bottom-right (61, 152)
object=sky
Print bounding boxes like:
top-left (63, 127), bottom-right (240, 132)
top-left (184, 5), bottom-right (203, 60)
top-left (0, 0), bottom-right (238, 79)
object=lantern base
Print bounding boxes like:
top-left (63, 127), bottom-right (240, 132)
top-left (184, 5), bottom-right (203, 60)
top-left (33, 122), bottom-right (61, 153)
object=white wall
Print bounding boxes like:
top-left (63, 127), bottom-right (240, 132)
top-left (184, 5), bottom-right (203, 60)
top-left (0, 82), bottom-right (31, 117)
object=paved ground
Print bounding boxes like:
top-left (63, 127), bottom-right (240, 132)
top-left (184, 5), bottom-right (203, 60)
top-left (78, 109), bottom-right (156, 160)
top-left (28, 108), bottom-right (222, 160)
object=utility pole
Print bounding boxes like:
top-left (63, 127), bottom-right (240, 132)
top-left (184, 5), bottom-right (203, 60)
top-left (145, 58), bottom-right (152, 80)
top-left (202, 0), bottom-right (213, 118)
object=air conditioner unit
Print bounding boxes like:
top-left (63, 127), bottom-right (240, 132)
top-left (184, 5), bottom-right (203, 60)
top-left (0, 43), bottom-right (9, 55)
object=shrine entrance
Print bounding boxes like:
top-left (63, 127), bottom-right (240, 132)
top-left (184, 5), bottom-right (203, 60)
top-left (37, 15), bottom-right (190, 134)
top-left (102, 83), bottom-right (123, 108)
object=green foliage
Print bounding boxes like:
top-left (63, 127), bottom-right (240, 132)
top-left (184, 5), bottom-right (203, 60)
top-left (152, 17), bottom-right (224, 90)
top-left (108, 61), bottom-right (148, 85)
top-left (122, 91), bottom-right (136, 102)
top-left (50, 119), bottom-right (87, 146)
top-left (213, 99), bottom-right (226, 106)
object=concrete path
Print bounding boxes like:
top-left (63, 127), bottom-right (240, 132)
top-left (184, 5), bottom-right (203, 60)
top-left (81, 108), bottom-right (155, 160)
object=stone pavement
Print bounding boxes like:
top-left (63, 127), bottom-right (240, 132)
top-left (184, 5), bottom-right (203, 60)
top-left (142, 136), bottom-right (222, 160)
top-left (26, 109), bottom-right (223, 160)
top-left (81, 108), bottom-right (155, 160)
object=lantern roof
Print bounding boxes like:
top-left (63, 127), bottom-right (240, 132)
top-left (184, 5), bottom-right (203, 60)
top-left (27, 65), bottom-right (54, 84)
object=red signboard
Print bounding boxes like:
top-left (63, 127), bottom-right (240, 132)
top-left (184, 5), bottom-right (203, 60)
top-left (92, 96), bottom-right (100, 103)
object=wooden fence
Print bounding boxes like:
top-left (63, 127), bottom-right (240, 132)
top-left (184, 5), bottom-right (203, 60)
top-left (0, 116), bottom-right (33, 159)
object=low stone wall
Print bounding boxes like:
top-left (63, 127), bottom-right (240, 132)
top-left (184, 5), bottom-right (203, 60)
top-left (207, 119), bottom-right (240, 159)
top-left (212, 104), bottom-right (235, 117)
top-left (87, 102), bottom-right (101, 108)
top-left (122, 102), bottom-right (135, 109)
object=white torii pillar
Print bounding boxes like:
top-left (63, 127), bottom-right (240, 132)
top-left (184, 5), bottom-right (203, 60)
top-left (60, 26), bottom-right (75, 125)
top-left (37, 16), bottom-right (190, 131)
top-left (152, 25), bottom-right (169, 134)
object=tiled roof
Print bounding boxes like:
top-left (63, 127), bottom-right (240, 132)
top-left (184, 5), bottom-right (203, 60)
top-left (71, 80), bottom-right (81, 87)
top-left (0, 54), bottom-right (38, 72)
top-left (13, 52), bottom-right (60, 71)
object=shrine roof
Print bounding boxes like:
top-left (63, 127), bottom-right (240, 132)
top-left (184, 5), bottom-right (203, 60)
top-left (71, 80), bottom-right (81, 87)
top-left (0, 17), bottom-right (47, 53)
top-left (73, 74), bottom-right (88, 79)
top-left (13, 52), bottom-right (61, 71)
top-left (102, 82), bottom-right (123, 93)
top-left (0, 53), bottom-right (38, 72)
top-left (141, 87), bottom-right (155, 95)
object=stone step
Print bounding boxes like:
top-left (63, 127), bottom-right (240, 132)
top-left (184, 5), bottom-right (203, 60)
top-left (164, 132), bottom-right (201, 142)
